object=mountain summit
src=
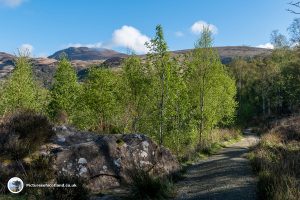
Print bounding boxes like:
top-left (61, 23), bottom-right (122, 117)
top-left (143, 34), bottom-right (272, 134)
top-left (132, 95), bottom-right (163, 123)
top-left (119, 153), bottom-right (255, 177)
top-left (48, 47), bottom-right (126, 61)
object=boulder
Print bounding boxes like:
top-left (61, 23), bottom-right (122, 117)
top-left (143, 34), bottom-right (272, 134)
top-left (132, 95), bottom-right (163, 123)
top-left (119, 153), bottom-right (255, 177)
top-left (40, 126), bottom-right (180, 193)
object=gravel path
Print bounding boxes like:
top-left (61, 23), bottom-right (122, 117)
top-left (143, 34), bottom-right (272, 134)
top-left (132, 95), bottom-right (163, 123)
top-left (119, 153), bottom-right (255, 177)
top-left (175, 130), bottom-right (259, 200)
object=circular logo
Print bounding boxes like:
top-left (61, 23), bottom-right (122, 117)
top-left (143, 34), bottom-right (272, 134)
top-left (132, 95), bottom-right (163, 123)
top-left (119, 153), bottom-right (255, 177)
top-left (7, 177), bottom-right (24, 194)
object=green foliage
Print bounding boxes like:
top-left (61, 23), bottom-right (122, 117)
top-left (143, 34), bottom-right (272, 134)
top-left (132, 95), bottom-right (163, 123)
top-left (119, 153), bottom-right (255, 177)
top-left (163, 57), bottom-right (191, 155)
top-left (186, 27), bottom-right (237, 142)
top-left (229, 45), bottom-right (300, 123)
top-left (121, 55), bottom-right (152, 133)
top-left (228, 22), bottom-right (300, 123)
top-left (281, 63), bottom-right (300, 109)
top-left (75, 67), bottom-right (124, 132)
top-left (48, 57), bottom-right (81, 123)
top-left (146, 24), bottom-right (172, 145)
top-left (195, 26), bottom-right (213, 48)
top-left (0, 55), bottom-right (48, 115)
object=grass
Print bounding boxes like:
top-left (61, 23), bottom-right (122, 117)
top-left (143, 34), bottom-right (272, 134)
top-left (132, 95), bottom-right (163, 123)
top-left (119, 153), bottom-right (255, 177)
top-left (0, 195), bottom-right (27, 200)
top-left (127, 169), bottom-right (174, 200)
top-left (180, 128), bottom-right (242, 165)
top-left (248, 116), bottom-right (300, 200)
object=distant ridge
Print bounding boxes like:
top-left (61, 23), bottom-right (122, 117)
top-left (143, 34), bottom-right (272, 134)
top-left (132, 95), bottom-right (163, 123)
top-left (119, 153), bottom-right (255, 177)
top-left (48, 47), bottom-right (127, 61)
top-left (171, 46), bottom-right (272, 64)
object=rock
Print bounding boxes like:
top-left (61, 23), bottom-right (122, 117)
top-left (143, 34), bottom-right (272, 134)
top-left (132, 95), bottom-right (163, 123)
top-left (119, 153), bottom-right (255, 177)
top-left (42, 126), bottom-right (180, 193)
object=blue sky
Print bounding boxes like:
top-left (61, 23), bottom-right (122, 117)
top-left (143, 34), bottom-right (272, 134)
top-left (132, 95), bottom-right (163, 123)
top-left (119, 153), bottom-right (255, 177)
top-left (0, 0), bottom-right (296, 57)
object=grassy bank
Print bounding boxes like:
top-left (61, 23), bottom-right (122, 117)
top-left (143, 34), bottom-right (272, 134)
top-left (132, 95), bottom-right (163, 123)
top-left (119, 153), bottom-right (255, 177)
top-left (181, 128), bottom-right (242, 164)
top-left (248, 116), bottom-right (300, 200)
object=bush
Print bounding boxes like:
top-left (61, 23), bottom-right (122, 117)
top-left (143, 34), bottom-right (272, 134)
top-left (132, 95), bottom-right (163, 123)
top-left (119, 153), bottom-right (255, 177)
top-left (249, 116), bottom-right (300, 200)
top-left (128, 169), bottom-right (174, 200)
top-left (0, 110), bottom-right (54, 159)
top-left (21, 155), bottom-right (55, 199)
top-left (258, 171), bottom-right (300, 200)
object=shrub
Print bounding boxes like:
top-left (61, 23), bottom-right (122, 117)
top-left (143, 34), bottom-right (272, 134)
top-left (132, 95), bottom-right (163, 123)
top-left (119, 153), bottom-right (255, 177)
top-left (128, 169), bottom-right (174, 200)
top-left (0, 110), bottom-right (54, 159)
top-left (249, 116), bottom-right (300, 200)
top-left (22, 155), bottom-right (55, 199)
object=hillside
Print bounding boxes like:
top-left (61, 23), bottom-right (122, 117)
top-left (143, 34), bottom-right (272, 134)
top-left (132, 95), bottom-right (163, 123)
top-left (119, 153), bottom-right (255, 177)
top-left (48, 47), bottom-right (127, 61)
top-left (0, 46), bottom-right (272, 86)
top-left (172, 46), bottom-right (272, 64)
top-left (103, 46), bottom-right (272, 67)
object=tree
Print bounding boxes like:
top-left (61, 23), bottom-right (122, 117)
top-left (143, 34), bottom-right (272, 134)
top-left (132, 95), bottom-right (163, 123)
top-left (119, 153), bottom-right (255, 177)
top-left (252, 57), bottom-right (281, 117)
top-left (48, 57), bottom-right (80, 123)
top-left (270, 30), bottom-right (289, 49)
top-left (164, 56), bottom-right (191, 155)
top-left (0, 54), bottom-right (48, 115)
top-left (229, 58), bottom-right (252, 120)
top-left (287, 1), bottom-right (300, 14)
top-left (122, 55), bottom-right (152, 133)
top-left (146, 25), bottom-right (171, 145)
top-left (80, 67), bottom-right (122, 133)
top-left (281, 62), bottom-right (300, 111)
top-left (186, 27), bottom-right (236, 144)
top-left (288, 18), bottom-right (300, 45)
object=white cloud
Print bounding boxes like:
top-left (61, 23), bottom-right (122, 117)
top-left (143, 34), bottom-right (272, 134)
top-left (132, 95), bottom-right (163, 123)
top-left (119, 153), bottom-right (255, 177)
top-left (256, 43), bottom-right (274, 49)
top-left (62, 25), bottom-right (150, 54)
top-left (191, 20), bottom-right (218, 35)
top-left (66, 42), bottom-right (103, 49)
top-left (36, 53), bottom-right (48, 58)
top-left (111, 25), bottom-right (150, 53)
top-left (19, 44), bottom-right (34, 55)
top-left (0, 0), bottom-right (26, 7)
top-left (175, 31), bottom-right (184, 37)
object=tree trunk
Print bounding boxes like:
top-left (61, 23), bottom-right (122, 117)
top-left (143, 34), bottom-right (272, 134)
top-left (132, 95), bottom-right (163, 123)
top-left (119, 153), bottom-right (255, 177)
top-left (199, 76), bottom-right (205, 144)
top-left (262, 94), bottom-right (266, 118)
top-left (268, 98), bottom-right (271, 116)
top-left (159, 70), bottom-right (165, 146)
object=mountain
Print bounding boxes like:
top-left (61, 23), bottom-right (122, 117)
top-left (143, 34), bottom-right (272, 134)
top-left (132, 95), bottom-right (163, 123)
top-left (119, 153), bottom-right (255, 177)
top-left (0, 46), bottom-right (272, 87)
top-left (0, 52), bottom-right (15, 79)
top-left (172, 46), bottom-right (272, 64)
top-left (0, 52), bottom-right (104, 87)
top-left (102, 46), bottom-right (272, 67)
top-left (48, 47), bottom-right (127, 61)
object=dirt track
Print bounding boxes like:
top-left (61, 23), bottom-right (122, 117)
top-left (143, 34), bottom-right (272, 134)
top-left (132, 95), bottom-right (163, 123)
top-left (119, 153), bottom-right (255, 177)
top-left (175, 130), bottom-right (259, 200)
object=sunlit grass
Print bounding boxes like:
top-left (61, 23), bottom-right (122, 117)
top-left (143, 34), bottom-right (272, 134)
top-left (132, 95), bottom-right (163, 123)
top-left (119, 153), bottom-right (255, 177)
top-left (249, 116), bottom-right (300, 200)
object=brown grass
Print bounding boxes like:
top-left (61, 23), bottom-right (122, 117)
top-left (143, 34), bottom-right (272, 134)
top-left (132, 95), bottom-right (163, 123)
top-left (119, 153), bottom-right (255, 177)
top-left (249, 116), bottom-right (300, 200)
top-left (0, 110), bottom-right (54, 159)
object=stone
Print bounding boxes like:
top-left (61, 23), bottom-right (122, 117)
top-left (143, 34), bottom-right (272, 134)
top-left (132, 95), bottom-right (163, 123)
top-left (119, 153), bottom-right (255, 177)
top-left (42, 126), bottom-right (180, 193)
top-left (78, 158), bottom-right (88, 164)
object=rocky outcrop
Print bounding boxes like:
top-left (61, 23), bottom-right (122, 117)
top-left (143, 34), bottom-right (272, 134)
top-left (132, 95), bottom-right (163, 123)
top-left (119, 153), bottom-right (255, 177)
top-left (40, 126), bottom-right (180, 193)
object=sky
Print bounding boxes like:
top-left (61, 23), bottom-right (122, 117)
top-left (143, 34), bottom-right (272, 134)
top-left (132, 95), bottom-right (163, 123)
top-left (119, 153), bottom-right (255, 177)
top-left (0, 0), bottom-right (297, 57)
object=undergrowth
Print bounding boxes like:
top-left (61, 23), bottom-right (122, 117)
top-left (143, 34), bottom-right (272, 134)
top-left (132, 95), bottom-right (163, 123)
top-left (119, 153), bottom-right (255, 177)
top-left (127, 168), bottom-right (174, 200)
top-left (180, 128), bottom-right (241, 164)
top-left (248, 116), bottom-right (300, 200)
